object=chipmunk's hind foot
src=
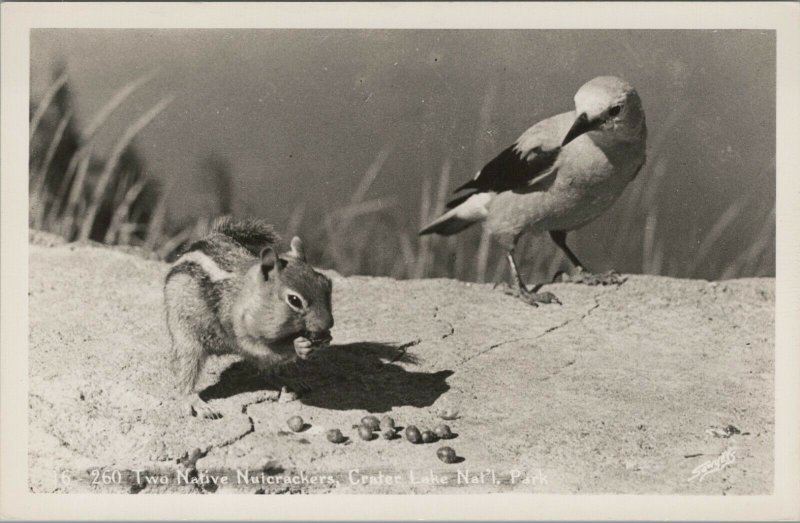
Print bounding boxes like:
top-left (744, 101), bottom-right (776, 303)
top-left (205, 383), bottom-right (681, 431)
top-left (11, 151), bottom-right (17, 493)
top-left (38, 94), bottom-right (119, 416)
top-left (184, 394), bottom-right (223, 420)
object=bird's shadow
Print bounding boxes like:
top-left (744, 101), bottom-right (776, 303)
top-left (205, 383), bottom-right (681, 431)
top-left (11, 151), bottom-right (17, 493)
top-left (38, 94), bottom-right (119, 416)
top-left (200, 342), bottom-right (452, 413)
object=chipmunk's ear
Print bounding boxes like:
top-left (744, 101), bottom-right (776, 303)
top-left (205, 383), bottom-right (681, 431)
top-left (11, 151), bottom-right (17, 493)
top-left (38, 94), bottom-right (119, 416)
top-left (288, 236), bottom-right (306, 262)
top-left (259, 247), bottom-right (279, 280)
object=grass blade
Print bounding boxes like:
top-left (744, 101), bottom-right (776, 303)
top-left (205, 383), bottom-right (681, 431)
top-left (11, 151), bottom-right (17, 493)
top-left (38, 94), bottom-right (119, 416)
top-left (29, 71), bottom-right (69, 141)
top-left (103, 178), bottom-right (147, 244)
top-left (285, 201), bottom-right (306, 239)
top-left (414, 177), bottom-right (433, 278)
top-left (79, 95), bottom-right (175, 240)
top-left (33, 108), bottom-right (73, 181)
top-left (156, 225), bottom-right (195, 260)
top-left (143, 190), bottom-right (169, 251)
top-left (82, 69), bottom-right (158, 140)
top-left (351, 144), bottom-right (392, 205)
top-left (474, 229), bottom-right (491, 283)
top-left (641, 213), bottom-right (658, 274)
top-left (30, 109), bottom-right (73, 227)
top-left (58, 147), bottom-right (93, 237)
top-left (686, 198), bottom-right (747, 277)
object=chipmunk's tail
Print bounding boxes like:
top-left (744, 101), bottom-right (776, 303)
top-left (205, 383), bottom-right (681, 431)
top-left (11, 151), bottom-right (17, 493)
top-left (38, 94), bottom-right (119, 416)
top-left (211, 216), bottom-right (279, 255)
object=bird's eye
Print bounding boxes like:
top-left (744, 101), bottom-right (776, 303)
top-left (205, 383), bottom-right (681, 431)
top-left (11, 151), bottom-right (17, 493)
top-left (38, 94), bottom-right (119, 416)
top-left (608, 105), bottom-right (623, 117)
top-left (286, 294), bottom-right (304, 310)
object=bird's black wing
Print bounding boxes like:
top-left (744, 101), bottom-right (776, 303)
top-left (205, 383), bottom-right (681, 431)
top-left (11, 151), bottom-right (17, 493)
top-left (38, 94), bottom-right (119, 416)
top-left (447, 144), bottom-right (560, 207)
top-left (453, 145), bottom-right (560, 194)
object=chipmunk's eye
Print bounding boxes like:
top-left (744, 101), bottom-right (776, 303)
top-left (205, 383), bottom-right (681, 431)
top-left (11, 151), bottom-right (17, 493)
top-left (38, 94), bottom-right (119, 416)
top-left (608, 104), bottom-right (623, 117)
top-left (286, 294), bottom-right (304, 310)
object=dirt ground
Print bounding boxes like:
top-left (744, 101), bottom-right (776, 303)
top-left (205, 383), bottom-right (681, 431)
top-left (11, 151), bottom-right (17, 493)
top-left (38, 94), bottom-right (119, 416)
top-left (28, 233), bottom-right (774, 494)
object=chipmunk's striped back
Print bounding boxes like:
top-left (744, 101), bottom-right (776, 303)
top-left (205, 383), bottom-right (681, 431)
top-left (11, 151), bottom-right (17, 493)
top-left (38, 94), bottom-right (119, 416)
top-left (167, 217), bottom-right (278, 280)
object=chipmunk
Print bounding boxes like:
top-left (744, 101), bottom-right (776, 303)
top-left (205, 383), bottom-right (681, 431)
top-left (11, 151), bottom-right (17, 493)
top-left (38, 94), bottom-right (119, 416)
top-left (164, 217), bottom-right (334, 419)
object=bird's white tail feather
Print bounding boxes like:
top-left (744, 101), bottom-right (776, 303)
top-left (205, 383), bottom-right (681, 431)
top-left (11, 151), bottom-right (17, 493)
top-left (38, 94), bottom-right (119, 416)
top-left (419, 193), bottom-right (491, 236)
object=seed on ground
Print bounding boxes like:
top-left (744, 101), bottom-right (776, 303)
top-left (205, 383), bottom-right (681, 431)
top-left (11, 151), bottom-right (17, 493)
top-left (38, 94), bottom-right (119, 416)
top-left (287, 416), bottom-right (305, 432)
top-left (405, 425), bottom-right (422, 444)
top-left (421, 430), bottom-right (438, 444)
top-left (434, 423), bottom-right (453, 439)
top-left (358, 425), bottom-right (375, 441)
top-left (438, 408), bottom-right (460, 420)
top-left (361, 415), bottom-right (380, 431)
top-left (437, 446), bottom-right (457, 464)
top-left (326, 429), bottom-right (346, 444)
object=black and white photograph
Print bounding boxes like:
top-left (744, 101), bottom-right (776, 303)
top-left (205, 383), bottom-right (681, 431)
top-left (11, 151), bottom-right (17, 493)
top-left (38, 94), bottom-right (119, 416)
top-left (2, 2), bottom-right (799, 520)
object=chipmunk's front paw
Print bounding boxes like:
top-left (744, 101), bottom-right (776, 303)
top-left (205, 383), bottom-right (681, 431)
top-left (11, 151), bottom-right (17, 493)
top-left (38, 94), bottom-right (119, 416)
top-left (293, 337), bottom-right (316, 360)
top-left (294, 332), bottom-right (332, 360)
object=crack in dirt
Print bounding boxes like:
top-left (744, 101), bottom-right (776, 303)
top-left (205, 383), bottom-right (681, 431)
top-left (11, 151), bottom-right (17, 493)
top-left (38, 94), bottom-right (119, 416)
top-left (239, 395), bottom-right (274, 414)
top-left (455, 288), bottom-right (611, 368)
top-left (433, 306), bottom-right (456, 340)
top-left (214, 413), bottom-right (256, 450)
top-left (440, 320), bottom-right (455, 340)
top-left (456, 336), bottom-right (531, 367)
top-left (199, 392), bottom-right (281, 461)
top-left (377, 306), bottom-right (457, 369)
top-left (196, 405), bottom-right (258, 468)
top-left (29, 393), bottom-right (86, 455)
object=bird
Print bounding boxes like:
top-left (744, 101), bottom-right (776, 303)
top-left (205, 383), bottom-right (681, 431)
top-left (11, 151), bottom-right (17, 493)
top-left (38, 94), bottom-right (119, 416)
top-left (419, 76), bottom-right (647, 306)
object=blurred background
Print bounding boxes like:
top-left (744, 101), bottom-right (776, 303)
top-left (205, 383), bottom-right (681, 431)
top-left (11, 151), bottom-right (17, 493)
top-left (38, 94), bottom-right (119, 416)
top-left (29, 29), bottom-right (775, 282)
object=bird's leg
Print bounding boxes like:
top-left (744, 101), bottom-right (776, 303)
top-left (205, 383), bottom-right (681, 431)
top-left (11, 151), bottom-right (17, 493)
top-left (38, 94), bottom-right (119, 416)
top-left (549, 230), bottom-right (626, 285)
top-left (502, 247), bottom-right (561, 306)
top-left (549, 230), bottom-right (586, 269)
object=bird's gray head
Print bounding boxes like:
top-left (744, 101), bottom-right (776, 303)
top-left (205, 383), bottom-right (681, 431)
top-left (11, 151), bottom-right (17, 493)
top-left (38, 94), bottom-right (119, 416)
top-left (562, 76), bottom-right (645, 146)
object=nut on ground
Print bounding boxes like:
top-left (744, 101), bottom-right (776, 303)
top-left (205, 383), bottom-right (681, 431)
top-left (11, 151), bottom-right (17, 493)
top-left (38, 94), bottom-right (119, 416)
top-left (434, 423), bottom-right (453, 439)
top-left (287, 416), bottom-right (305, 432)
top-left (421, 430), bottom-right (438, 444)
top-left (437, 446), bottom-right (457, 464)
top-left (326, 429), bottom-right (346, 444)
top-left (361, 415), bottom-right (381, 431)
top-left (438, 408), bottom-right (460, 420)
top-left (358, 425), bottom-right (375, 441)
top-left (405, 425), bottom-right (422, 444)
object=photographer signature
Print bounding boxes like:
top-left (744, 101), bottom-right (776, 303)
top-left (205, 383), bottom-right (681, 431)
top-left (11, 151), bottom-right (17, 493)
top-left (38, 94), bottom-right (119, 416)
top-left (687, 447), bottom-right (736, 482)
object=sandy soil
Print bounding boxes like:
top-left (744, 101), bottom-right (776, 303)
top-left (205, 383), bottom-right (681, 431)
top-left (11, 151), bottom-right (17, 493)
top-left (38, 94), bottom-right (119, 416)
top-left (28, 233), bottom-right (774, 494)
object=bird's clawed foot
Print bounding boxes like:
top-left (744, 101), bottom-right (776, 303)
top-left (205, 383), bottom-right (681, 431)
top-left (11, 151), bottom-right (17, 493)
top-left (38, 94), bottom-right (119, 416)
top-left (502, 283), bottom-right (562, 307)
top-left (556, 268), bottom-right (626, 286)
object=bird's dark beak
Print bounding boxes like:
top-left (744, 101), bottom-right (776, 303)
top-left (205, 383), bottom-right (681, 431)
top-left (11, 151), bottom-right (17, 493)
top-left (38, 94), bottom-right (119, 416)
top-left (562, 112), bottom-right (601, 146)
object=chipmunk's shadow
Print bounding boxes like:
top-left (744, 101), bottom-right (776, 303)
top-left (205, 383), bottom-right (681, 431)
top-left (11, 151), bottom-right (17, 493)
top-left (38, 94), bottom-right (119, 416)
top-left (200, 342), bottom-right (452, 413)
